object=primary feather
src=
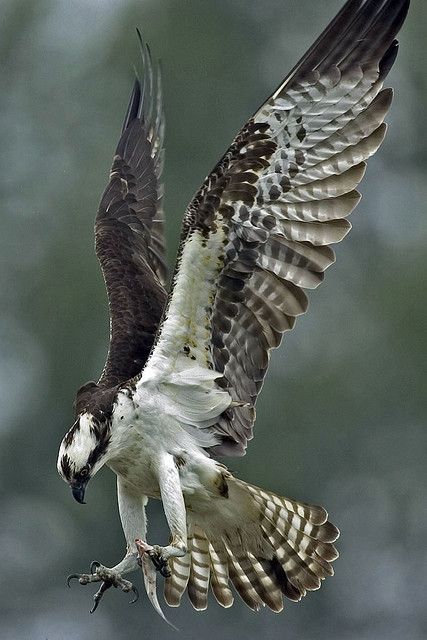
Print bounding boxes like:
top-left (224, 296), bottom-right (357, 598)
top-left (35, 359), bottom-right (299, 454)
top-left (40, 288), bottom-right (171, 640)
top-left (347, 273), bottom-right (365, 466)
top-left (140, 0), bottom-right (410, 456)
top-left (94, 37), bottom-right (167, 390)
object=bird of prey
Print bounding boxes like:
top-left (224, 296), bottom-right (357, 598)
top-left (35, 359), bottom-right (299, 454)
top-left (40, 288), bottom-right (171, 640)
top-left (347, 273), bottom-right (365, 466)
top-left (58, 0), bottom-right (409, 619)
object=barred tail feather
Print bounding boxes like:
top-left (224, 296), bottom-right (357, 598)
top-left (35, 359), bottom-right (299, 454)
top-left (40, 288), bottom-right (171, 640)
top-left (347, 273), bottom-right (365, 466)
top-left (187, 525), bottom-right (210, 610)
top-left (164, 477), bottom-right (339, 612)
top-left (163, 548), bottom-right (190, 606)
top-left (209, 540), bottom-right (234, 607)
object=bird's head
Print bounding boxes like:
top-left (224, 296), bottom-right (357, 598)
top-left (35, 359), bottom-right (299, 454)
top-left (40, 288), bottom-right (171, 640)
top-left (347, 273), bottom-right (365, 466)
top-left (57, 412), bottom-right (111, 504)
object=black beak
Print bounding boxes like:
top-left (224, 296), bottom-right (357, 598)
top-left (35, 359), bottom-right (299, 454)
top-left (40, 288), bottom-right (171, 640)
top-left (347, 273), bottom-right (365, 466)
top-left (71, 482), bottom-right (87, 504)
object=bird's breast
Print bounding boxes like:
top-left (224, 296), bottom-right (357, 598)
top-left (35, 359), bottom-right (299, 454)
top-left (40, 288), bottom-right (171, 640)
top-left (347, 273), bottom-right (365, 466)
top-left (108, 388), bottom-right (229, 503)
top-left (108, 440), bottom-right (162, 499)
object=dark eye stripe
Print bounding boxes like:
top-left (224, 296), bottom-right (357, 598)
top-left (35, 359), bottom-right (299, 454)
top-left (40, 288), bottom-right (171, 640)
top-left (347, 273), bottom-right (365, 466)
top-left (63, 419), bottom-right (80, 447)
top-left (60, 454), bottom-right (72, 481)
top-left (87, 433), bottom-right (111, 467)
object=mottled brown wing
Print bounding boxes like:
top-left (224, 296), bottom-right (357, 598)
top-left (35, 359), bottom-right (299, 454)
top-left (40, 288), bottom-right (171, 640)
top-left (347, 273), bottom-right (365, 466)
top-left (141, 0), bottom-right (409, 455)
top-left (95, 39), bottom-right (167, 388)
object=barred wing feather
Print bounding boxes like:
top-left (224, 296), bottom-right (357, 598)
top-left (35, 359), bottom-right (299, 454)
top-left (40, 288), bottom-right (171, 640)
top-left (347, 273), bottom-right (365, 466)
top-left (140, 0), bottom-right (409, 455)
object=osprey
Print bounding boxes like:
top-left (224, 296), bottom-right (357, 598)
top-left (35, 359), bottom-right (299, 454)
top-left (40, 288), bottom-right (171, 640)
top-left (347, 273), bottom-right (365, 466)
top-left (58, 0), bottom-right (409, 619)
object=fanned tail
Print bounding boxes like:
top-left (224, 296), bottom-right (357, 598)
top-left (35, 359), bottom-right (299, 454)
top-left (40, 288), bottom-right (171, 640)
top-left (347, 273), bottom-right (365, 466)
top-left (164, 477), bottom-right (339, 612)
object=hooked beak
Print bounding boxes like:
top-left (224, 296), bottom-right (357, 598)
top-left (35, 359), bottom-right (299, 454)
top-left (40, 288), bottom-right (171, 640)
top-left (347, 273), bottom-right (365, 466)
top-left (71, 481), bottom-right (87, 504)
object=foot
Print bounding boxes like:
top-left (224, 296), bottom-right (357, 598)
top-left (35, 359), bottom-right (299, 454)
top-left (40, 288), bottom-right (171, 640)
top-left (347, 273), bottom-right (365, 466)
top-left (135, 540), bottom-right (171, 578)
top-left (67, 561), bottom-right (139, 613)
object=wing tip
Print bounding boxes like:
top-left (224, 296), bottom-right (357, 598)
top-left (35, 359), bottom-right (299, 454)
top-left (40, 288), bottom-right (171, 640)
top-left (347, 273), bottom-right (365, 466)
top-left (121, 77), bottom-right (142, 133)
top-left (379, 39), bottom-right (399, 81)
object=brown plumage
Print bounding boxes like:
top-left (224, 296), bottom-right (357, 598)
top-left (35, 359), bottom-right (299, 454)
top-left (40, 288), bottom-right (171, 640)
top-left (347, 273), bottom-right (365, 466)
top-left (149, 0), bottom-right (410, 456)
top-left (74, 36), bottom-right (168, 415)
top-left (94, 36), bottom-right (167, 390)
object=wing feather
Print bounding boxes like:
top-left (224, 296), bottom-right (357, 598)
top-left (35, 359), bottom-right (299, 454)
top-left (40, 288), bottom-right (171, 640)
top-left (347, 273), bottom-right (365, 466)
top-left (93, 38), bottom-right (167, 390)
top-left (137, 0), bottom-right (409, 455)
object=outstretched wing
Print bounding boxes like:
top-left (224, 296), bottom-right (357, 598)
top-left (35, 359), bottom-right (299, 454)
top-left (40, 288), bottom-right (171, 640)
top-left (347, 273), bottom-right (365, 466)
top-left (138, 0), bottom-right (409, 455)
top-left (95, 38), bottom-right (168, 389)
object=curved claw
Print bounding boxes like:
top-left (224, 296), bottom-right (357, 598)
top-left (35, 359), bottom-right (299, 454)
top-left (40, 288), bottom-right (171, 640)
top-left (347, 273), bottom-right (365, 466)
top-left (129, 585), bottom-right (139, 605)
top-left (67, 573), bottom-right (80, 588)
top-left (90, 598), bottom-right (100, 614)
top-left (90, 560), bottom-right (101, 575)
top-left (67, 565), bottom-right (139, 613)
top-left (90, 581), bottom-right (111, 614)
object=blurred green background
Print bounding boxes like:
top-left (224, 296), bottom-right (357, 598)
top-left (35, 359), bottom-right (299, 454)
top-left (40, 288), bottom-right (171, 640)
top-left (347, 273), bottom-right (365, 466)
top-left (1, 1), bottom-right (425, 638)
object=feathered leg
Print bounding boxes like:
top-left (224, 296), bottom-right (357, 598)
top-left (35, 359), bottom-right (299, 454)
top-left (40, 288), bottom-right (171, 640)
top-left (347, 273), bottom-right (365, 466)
top-left (137, 453), bottom-right (187, 577)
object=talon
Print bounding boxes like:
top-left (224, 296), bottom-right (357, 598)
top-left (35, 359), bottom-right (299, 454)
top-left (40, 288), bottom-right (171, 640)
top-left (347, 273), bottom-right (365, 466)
top-left (129, 585), bottom-right (139, 605)
top-left (90, 560), bottom-right (101, 575)
top-left (142, 545), bottom-right (171, 577)
top-left (90, 581), bottom-right (111, 614)
top-left (67, 573), bottom-right (79, 588)
top-left (67, 563), bottom-right (138, 612)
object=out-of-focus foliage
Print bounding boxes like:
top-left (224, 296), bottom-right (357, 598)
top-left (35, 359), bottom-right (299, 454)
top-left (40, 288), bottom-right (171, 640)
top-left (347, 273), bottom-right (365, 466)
top-left (0, 1), bottom-right (425, 638)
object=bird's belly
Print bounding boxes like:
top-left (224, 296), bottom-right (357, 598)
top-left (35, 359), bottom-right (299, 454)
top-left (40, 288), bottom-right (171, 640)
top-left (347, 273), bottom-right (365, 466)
top-left (108, 443), bottom-right (226, 505)
top-left (108, 399), bottom-right (228, 502)
top-left (108, 446), bottom-right (162, 499)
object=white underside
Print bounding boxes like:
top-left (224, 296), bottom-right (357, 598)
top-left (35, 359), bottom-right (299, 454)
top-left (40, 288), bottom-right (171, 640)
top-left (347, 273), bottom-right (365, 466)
top-left (134, 227), bottom-right (233, 437)
top-left (107, 389), bottom-right (225, 504)
top-left (107, 389), bottom-right (266, 558)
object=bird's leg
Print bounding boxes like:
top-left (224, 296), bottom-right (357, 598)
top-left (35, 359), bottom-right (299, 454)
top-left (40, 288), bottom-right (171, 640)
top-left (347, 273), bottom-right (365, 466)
top-left (67, 478), bottom-right (148, 612)
top-left (137, 453), bottom-right (187, 577)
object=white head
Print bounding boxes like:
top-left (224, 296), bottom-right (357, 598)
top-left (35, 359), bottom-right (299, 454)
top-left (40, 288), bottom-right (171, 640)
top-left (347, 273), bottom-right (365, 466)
top-left (57, 412), bottom-right (111, 503)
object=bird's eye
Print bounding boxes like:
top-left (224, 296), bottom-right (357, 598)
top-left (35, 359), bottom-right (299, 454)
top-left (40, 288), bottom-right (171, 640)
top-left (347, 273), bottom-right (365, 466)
top-left (79, 466), bottom-right (89, 478)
